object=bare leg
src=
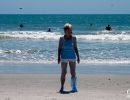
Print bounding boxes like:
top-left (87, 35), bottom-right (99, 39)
top-left (69, 61), bottom-right (76, 78)
top-left (60, 62), bottom-right (67, 92)
top-left (69, 61), bottom-right (77, 92)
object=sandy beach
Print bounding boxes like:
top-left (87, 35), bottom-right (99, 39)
top-left (0, 74), bottom-right (130, 100)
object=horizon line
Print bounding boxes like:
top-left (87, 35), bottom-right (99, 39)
top-left (0, 13), bottom-right (130, 15)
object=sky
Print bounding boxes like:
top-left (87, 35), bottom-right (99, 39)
top-left (0, 0), bottom-right (130, 14)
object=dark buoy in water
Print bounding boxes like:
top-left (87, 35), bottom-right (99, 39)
top-left (19, 24), bottom-right (24, 31)
top-left (90, 23), bottom-right (93, 26)
top-left (19, 24), bottom-right (23, 28)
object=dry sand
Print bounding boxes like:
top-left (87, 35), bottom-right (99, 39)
top-left (0, 74), bottom-right (130, 100)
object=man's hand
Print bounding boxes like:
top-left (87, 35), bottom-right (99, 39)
top-left (77, 58), bottom-right (80, 64)
top-left (58, 58), bottom-right (61, 64)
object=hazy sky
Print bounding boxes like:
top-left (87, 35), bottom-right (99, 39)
top-left (0, 0), bottom-right (130, 14)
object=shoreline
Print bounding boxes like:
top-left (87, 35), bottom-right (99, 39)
top-left (0, 62), bottom-right (130, 75)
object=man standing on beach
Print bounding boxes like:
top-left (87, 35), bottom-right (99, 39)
top-left (58, 23), bottom-right (80, 93)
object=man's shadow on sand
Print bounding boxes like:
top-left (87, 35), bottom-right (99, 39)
top-left (57, 90), bottom-right (77, 94)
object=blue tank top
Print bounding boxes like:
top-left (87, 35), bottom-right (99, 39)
top-left (61, 36), bottom-right (76, 59)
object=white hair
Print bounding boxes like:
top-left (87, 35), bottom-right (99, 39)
top-left (64, 23), bottom-right (72, 29)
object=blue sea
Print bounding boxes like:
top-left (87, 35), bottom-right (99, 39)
top-left (0, 14), bottom-right (130, 74)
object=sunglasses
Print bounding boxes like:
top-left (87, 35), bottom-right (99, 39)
top-left (64, 27), bottom-right (71, 30)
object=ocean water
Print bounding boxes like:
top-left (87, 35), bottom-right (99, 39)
top-left (0, 14), bottom-right (130, 65)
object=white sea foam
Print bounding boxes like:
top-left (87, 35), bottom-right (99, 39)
top-left (0, 31), bottom-right (130, 41)
top-left (0, 50), bottom-right (18, 54)
top-left (0, 58), bottom-right (130, 64)
top-left (0, 31), bottom-right (61, 40)
top-left (81, 59), bottom-right (130, 64)
top-left (77, 34), bottom-right (130, 41)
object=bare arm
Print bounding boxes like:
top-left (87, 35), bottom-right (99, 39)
top-left (74, 37), bottom-right (80, 63)
top-left (58, 37), bottom-right (62, 64)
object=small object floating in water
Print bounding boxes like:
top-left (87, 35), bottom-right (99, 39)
top-left (16, 50), bottom-right (22, 54)
top-left (19, 24), bottom-right (24, 31)
top-left (19, 24), bottom-right (23, 28)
